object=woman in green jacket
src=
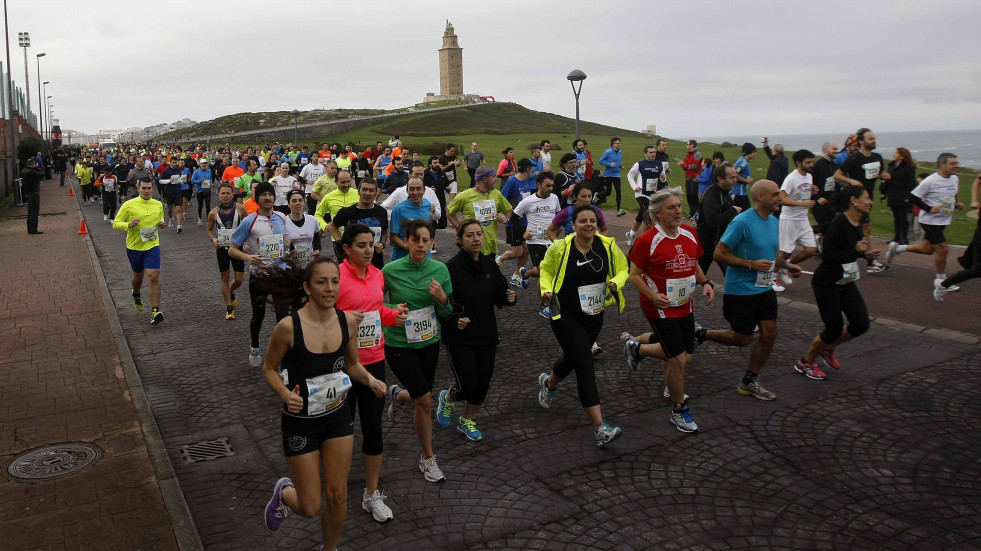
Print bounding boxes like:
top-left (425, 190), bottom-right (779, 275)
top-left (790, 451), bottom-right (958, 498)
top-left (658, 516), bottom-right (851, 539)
top-left (536, 204), bottom-right (629, 447)
top-left (381, 219), bottom-right (455, 483)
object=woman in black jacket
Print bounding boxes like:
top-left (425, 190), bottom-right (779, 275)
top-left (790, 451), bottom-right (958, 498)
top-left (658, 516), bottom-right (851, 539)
top-left (434, 219), bottom-right (516, 441)
top-left (882, 147), bottom-right (917, 245)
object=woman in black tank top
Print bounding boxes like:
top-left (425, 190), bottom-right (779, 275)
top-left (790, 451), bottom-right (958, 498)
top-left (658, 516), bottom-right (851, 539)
top-left (255, 257), bottom-right (386, 550)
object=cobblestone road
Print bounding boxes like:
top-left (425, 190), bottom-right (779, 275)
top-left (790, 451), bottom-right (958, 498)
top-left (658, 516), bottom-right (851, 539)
top-left (82, 190), bottom-right (981, 550)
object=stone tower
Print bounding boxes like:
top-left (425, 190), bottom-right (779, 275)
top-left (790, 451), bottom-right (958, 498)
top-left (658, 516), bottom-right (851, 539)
top-left (438, 20), bottom-right (463, 97)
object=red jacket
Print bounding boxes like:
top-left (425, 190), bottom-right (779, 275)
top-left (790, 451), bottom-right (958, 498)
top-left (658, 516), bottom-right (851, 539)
top-left (682, 149), bottom-right (703, 179)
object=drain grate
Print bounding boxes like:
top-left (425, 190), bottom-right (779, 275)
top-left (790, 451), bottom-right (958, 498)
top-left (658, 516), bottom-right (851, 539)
top-left (179, 437), bottom-right (235, 464)
top-left (5, 442), bottom-right (104, 482)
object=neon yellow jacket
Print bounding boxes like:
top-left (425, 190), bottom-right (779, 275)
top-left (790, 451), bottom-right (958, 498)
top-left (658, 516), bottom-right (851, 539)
top-left (112, 196), bottom-right (165, 251)
top-left (539, 232), bottom-right (629, 320)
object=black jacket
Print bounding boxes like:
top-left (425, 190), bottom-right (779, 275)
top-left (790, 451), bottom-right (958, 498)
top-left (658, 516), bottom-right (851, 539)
top-left (764, 146), bottom-right (789, 185)
top-left (384, 169), bottom-right (409, 193)
top-left (696, 184), bottom-right (738, 245)
top-left (20, 166), bottom-right (44, 195)
top-left (882, 162), bottom-right (916, 208)
top-left (441, 249), bottom-right (515, 346)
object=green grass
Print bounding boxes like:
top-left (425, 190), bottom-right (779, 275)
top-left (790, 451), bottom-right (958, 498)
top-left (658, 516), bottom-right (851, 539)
top-left (207, 102), bottom-right (979, 245)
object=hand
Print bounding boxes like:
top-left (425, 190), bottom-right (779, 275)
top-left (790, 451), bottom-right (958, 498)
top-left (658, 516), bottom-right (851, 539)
top-left (523, 231), bottom-right (532, 240)
top-left (746, 177), bottom-right (754, 184)
top-left (247, 254), bottom-right (262, 266)
top-left (786, 263), bottom-right (803, 278)
top-left (429, 278), bottom-right (447, 304)
top-left (607, 281), bottom-right (618, 293)
top-left (812, 185), bottom-right (820, 194)
top-left (733, 206), bottom-right (743, 213)
top-left (541, 292), bottom-right (553, 303)
top-left (286, 385), bottom-right (303, 414)
top-left (956, 202), bottom-right (965, 210)
top-left (374, 242), bottom-right (384, 253)
top-left (496, 213), bottom-right (508, 224)
top-left (880, 172), bottom-right (891, 181)
top-left (457, 316), bottom-right (470, 330)
top-left (394, 303), bottom-right (409, 325)
top-left (856, 239), bottom-right (870, 253)
top-left (652, 292), bottom-right (671, 309)
top-left (129, 218), bottom-right (140, 228)
top-left (762, 137), bottom-right (769, 146)
top-left (803, 200), bottom-right (816, 208)
top-left (703, 284), bottom-right (715, 306)
top-left (506, 289), bottom-right (516, 303)
top-left (866, 248), bottom-right (882, 260)
top-left (212, 238), bottom-right (221, 249)
top-left (369, 377), bottom-right (387, 398)
top-left (350, 310), bottom-right (366, 324)
top-left (157, 220), bottom-right (167, 228)
top-left (930, 205), bottom-right (942, 213)
top-left (750, 259), bottom-right (773, 272)
top-left (972, 201), bottom-right (980, 209)
top-left (818, 198), bottom-right (828, 205)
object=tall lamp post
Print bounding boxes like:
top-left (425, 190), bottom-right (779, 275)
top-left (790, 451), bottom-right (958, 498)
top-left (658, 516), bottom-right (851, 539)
top-left (17, 32), bottom-right (29, 118)
top-left (45, 94), bottom-right (50, 142)
top-left (291, 109), bottom-right (299, 146)
top-left (35, 53), bottom-right (44, 152)
top-left (566, 69), bottom-right (587, 141)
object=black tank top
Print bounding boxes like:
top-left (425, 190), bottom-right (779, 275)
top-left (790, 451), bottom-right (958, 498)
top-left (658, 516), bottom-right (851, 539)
top-left (281, 308), bottom-right (352, 417)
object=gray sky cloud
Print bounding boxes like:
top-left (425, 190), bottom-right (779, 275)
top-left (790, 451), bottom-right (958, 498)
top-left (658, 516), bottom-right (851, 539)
top-left (9, 0), bottom-right (981, 137)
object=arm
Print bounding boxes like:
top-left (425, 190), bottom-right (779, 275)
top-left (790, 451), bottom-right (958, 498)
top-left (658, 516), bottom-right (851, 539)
top-left (972, 175), bottom-right (980, 209)
top-left (627, 162), bottom-right (642, 192)
top-left (325, 220), bottom-right (343, 243)
top-left (778, 190), bottom-right (815, 208)
top-left (342, 316), bottom-right (386, 396)
top-left (713, 240), bottom-right (772, 272)
top-left (263, 320), bottom-right (306, 412)
top-left (538, 242), bottom-right (560, 301)
top-left (763, 145), bottom-right (774, 161)
top-left (833, 168), bottom-right (863, 187)
top-left (628, 263), bottom-right (661, 304)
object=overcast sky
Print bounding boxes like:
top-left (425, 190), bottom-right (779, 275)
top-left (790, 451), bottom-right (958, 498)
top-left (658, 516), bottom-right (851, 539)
top-left (10, 0), bottom-right (981, 137)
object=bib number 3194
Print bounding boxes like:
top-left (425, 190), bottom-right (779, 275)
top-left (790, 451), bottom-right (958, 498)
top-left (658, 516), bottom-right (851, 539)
top-left (405, 306), bottom-right (437, 344)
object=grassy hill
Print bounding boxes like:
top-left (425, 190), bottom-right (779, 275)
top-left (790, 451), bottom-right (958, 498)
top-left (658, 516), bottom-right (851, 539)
top-left (166, 108), bottom-right (390, 138)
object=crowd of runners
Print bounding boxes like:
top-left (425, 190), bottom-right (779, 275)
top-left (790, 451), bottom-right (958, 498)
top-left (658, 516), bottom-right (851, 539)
top-left (53, 129), bottom-right (980, 550)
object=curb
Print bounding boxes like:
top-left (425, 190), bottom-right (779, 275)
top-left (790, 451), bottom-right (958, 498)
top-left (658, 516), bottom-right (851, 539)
top-left (777, 296), bottom-right (981, 345)
top-left (70, 179), bottom-right (205, 551)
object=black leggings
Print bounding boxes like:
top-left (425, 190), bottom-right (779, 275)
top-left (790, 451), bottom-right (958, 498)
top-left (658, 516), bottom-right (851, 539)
top-left (249, 277), bottom-right (286, 348)
top-left (348, 360), bottom-right (386, 455)
top-left (944, 225), bottom-right (981, 288)
top-left (604, 177), bottom-right (622, 210)
top-left (445, 341), bottom-right (496, 406)
top-left (891, 206), bottom-right (911, 245)
top-left (82, 184), bottom-right (94, 202)
top-left (550, 313), bottom-right (603, 408)
top-left (685, 178), bottom-right (699, 216)
top-left (197, 191), bottom-right (212, 218)
top-left (812, 282), bottom-right (870, 344)
top-left (102, 190), bottom-right (117, 218)
top-left (634, 196), bottom-right (650, 225)
top-left (306, 195), bottom-right (318, 216)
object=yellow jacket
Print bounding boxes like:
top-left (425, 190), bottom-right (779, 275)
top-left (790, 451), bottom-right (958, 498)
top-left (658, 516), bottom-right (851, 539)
top-left (539, 232), bottom-right (629, 320)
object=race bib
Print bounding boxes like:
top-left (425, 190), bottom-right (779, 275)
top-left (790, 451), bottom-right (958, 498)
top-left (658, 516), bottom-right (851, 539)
top-left (300, 157), bottom-right (309, 165)
top-left (755, 270), bottom-right (773, 288)
top-left (824, 176), bottom-right (835, 192)
top-left (578, 282), bottom-right (606, 315)
top-left (473, 200), bottom-right (496, 223)
top-left (139, 226), bottom-right (158, 243)
top-left (534, 225), bottom-right (549, 240)
top-left (521, 191), bottom-right (531, 200)
top-left (202, 179), bottom-right (211, 189)
top-left (576, 164), bottom-right (586, 176)
top-left (305, 372), bottom-right (351, 415)
top-left (645, 178), bottom-right (657, 192)
top-left (369, 226), bottom-right (382, 245)
top-left (405, 306), bottom-right (437, 343)
top-left (278, 187), bottom-right (289, 201)
top-left (357, 170), bottom-right (366, 179)
top-left (233, 177), bottom-right (241, 187)
top-left (666, 275), bottom-right (697, 307)
top-left (837, 261), bottom-right (860, 285)
top-left (259, 234), bottom-right (284, 259)
top-left (862, 162), bottom-right (879, 180)
top-left (216, 228), bottom-right (234, 247)
top-left (103, 178), bottom-right (116, 191)
top-left (294, 242), bottom-right (313, 265)
top-left (940, 196), bottom-right (955, 215)
top-left (357, 310), bottom-right (382, 349)
top-left (446, 170), bottom-right (455, 182)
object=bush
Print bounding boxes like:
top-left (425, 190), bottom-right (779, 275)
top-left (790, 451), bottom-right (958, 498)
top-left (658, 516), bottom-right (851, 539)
top-left (720, 141), bottom-right (734, 148)
top-left (17, 136), bottom-right (44, 163)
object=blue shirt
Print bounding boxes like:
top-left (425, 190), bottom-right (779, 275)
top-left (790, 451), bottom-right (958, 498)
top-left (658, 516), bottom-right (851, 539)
top-left (574, 151), bottom-right (589, 181)
top-left (390, 198), bottom-right (432, 261)
top-left (180, 167), bottom-right (191, 190)
top-left (500, 175), bottom-right (534, 227)
top-left (191, 168), bottom-right (214, 194)
top-left (530, 157), bottom-right (543, 183)
top-left (719, 208), bottom-right (779, 296)
top-left (697, 165), bottom-right (714, 194)
top-left (229, 211), bottom-right (290, 269)
top-left (732, 156), bottom-right (751, 196)
top-left (598, 147), bottom-right (622, 177)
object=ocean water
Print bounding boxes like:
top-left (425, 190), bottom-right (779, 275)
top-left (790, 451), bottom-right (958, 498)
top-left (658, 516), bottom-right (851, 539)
top-left (693, 129), bottom-right (981, 170)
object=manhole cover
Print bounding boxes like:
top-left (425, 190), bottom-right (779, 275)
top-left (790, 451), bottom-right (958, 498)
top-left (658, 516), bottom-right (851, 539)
top-left (5, 442), bottom-right (104, 482)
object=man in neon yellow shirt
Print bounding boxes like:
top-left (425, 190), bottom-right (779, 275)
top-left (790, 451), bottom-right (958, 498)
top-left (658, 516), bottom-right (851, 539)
top-left (112, 177), bottom-right (167, 325)
top-left (316, 170), bottom-right (359, 231)
top-left (447, 165), bottom-right (512, 255)
top-left (311, 160), bottom-right (338, 202)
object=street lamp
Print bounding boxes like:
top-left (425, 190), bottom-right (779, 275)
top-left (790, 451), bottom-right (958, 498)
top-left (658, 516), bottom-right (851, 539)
top-left (17, 32), bottom-right (30, 117)
top-left (566, 69), bottom-right (587, 141)
top-left (291, 109), bottom-right (299, 146)
top-left (44, 93), bottom-right (50, 143)
top-left (35, 53), bottom-right (44, 153)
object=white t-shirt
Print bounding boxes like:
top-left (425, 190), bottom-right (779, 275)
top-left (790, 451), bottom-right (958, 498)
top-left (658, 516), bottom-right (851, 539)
top-left (299, 164), bottom-right (327, 194)
top-left (779, 170), bottom-right (814, 221)
top-left (381, 186), bottom-right (442, 221)
top-left (913, 172), bottom-right (959, 226)
top-left (513, 192), bottom-right (561, 246)
top-left (270, 176), bottom-right (299, 206)
top-left (541, 151), bottom-right (552, 171)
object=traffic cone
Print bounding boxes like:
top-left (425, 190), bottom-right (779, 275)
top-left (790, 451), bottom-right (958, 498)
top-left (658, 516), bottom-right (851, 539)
top-left (78, 220), bottom-right (88, 235)
top-left (68, 186), bottom-right (74, 196)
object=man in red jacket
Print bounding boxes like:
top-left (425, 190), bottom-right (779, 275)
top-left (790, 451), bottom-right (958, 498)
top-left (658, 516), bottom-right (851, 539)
top-left (679, 140), bottom-right (703, 218)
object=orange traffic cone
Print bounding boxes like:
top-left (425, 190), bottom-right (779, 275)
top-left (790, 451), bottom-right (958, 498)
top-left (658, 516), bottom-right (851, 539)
top-left (68, 186), bottom-right (74, 196)
top-left (77, 220), bottom-right (88, 235)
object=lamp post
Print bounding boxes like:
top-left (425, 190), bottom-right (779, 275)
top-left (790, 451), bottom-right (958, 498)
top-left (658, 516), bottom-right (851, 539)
top-left (291, 109), bottom-right (299, 146)
top-left (566, 69), bottom-right (587, 141)
top-left (35, 52), bottom-right (44, 151)
top-left (17, 32), bottom-right (29, 118)
top-left (45, 94), bottom-right (50, 143)
top-left (5, 2), bottom-right (20, 197)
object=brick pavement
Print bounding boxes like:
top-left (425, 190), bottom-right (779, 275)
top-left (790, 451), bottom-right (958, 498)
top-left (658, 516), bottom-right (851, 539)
top-left (77, 184), bottom-right (981, 550)
top-left (0, 177), bottom-right (184, 550)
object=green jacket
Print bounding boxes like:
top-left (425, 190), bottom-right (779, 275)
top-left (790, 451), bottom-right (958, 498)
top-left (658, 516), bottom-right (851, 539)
top-left (382, 255), bottom-right (454, 348)
top-left (539, 233), bottom-right (629, 320)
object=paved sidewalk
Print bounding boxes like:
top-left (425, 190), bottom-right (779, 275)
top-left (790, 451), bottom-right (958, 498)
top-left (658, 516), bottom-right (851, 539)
top-left (77, 183), bottom-right (981, 550)
top-left (0, 178), bottom-right (184, 550)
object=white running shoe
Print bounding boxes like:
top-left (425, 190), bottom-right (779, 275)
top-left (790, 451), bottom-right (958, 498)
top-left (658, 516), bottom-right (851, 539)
top-left (933, 279), bottom-right (946, 303)
top-left (778, 269), bottom-right (793, 286)
top-left (362, 489), bottom-right (393, 522)
top-left (886, 241), bottom-right (899, 264)
top-left (625, 230), bottom-right (636, 247)
top-left (771, 281), bottom-right (786, 292)
top-left (249, 346), bottom-right (261, 367)
top-left (419, 454), bottom-right (445, 483)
